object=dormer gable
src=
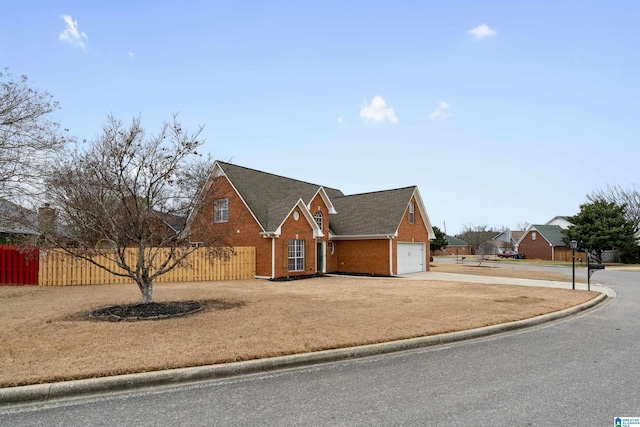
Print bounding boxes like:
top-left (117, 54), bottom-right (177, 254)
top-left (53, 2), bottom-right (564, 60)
top-left (268, 199), bottom-right (323, 238)
top-left (307, 187), bottom-right (337, 215)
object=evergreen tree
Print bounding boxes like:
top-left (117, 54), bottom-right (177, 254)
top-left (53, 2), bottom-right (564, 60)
top-left (563, 200), bottom-right (637, 263)
top-left (430, 225), bottom-right (448, 253)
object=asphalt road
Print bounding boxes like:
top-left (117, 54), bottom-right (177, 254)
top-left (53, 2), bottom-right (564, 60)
top-left (1, 268), bottom-right (638, 426)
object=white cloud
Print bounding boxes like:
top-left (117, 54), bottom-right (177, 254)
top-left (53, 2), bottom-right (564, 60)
top-left (360, 96), bottom-right (398, 124)
top-left (129, 51), bottom-right (135, 60)
top-left (468, 23), bottom-right (496, 40)
top-left (59, 14), bottom-right (88, 49)
top-left (337, 115), bottom-right (344, 124)
top-left (428, 101), bottom-right (453, 120)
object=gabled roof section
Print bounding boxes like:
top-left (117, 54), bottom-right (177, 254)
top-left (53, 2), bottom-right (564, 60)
top-left (216, 161), bottom-right (344, 232)
top-left (445, 235), bottom-right (469, 246)
top-left (511, 231), bottom-right (526, 242)
top-left (547, 215), bottom-right (570, 223)
top-left (413, 187), bottom-right (436, 240)
top-left (330, 186), bottom-right (425, 237)
top-left (308, 187), bottom-right (337, 215)
top-left (546, 216), bottom-right (574, 229)
top-left (267, 198), bottom-right (323, 238)
top-left (154, 211), bottom-right (186, 234)
top-left (492, 229), bottom-right (526, 243)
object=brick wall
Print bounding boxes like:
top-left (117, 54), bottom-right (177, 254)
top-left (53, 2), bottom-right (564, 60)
top-left (190, 175), bottom-right (272, 277)
top-left (517, 230), bottom-right (553, 260)
top-left (433, 245), bottom-right (469, 256)
top-left (395, 195), bottom-right (431, 272)
top-left (309, 193), bottom-right (335, 273)
top-left (276, 207), bottom-right (317, 278)
top-left (335, 239), bottom-right (390, 275)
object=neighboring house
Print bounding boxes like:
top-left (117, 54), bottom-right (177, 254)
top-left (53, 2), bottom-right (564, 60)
top-left (457, 230), bottom-right (499, 254)
top-left (487, 229), bottom-right (526, 254)
top-left (0, 198), bottom-right (39, 244)
top-left (546, 216), bottom-right (573, 229)
top-left (515, 224), bottom-right (569, 261)
top-left (493, 229), bottom-right (525, 246)
top-left (479, 239), bottom-right (512, 255)
top-left (187, 161), bottom-right (435, 279)
top-left (433, 235), bottom-right (470, 256)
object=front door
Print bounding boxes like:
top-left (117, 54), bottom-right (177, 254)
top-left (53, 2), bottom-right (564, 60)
top-left (316, 241), bottom-right (325, 273)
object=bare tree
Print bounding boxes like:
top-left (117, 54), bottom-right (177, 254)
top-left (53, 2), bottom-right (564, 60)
top-left (0, 67), bottom-right (67, 199)
top-left (587, 184), bottom-right (640, 232)
top-left (457, 224), bottom-right (498, 254)
top-left (40, 114), bottom-right (229, 303)
top-left (457, 223), bottom-right (501, 266)
top-left (177, 153), bottom-right (216, 204)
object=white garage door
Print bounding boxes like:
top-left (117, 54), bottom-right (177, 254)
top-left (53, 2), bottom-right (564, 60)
top-left (397, 242), bottom-right (426, 274)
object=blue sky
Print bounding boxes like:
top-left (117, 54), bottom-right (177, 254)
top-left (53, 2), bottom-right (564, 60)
top-left (2, 1), bottom-right (639, 234)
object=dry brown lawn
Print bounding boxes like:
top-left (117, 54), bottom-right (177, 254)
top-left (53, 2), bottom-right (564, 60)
top-left (1, 267), bottom-right (596, 388)
top-left (431, 262), bottom-right (589, 282)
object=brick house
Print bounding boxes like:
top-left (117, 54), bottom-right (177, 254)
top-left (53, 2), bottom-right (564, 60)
top-left (515, 224), bottom-right (567, 261)
top-left (187, 161), bottom-right (435, 279)
top-left (433, 235), bottom-right (470, 256)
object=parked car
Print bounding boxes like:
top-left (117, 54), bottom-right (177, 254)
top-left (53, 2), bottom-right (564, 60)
top-left (497, 251), bottom-right (525, 259)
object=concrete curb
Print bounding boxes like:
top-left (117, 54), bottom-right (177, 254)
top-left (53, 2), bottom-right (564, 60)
top-left (0, 290), bottom-right (608, 406)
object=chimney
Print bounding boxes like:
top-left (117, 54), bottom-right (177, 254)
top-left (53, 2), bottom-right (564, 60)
top-left (38, 203), bottom-right (57, 236)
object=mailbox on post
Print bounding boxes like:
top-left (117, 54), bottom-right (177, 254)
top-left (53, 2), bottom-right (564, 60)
top-left (587, 262), bottom-right (605, 292)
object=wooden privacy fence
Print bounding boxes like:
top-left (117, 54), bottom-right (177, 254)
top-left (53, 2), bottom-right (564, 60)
top-left (39, 246), bottom-right (255, 286)
top-left (0, 245), bottom-right (40, 285)
top-left (553, 248), bottom-right (587, 263)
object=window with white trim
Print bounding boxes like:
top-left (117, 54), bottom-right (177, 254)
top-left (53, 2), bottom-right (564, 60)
top-left (288, 239), bottom-right (305, 271)
top-left (409, 202), bottom-right (415, 224)
top-left (314, 210), bottom-right (323, 230)
top-left (214, 198), bottom-right (228, 223)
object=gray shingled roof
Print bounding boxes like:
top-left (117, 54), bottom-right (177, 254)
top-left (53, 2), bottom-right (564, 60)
top-left (445, 235), bottom-right (469, 246)
top-left (531, 224), bottom-right (566, 246)
top-left (217, 162), bottom-right (419, 237)
top-left (154, 211), bottom-right (187, 233)
top-left (0, 198), bottom-right (39, 236)
top-left (510, 230), bottom-right (526, 242)
top-left (218, 162), bottom-right (344, 232)
top-left (329, 186), bottom-right (416, 236)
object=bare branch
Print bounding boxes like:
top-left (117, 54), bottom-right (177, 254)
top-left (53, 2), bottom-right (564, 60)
top-left (36, 114), bottom-right (228, 303)
top-left (0, 67), bottom-right (68, 200)
top-left (587, 184), bottom-right (640, 232)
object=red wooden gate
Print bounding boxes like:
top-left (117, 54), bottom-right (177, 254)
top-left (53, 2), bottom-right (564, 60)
top-left (0, 245), bottom-right (40, 285)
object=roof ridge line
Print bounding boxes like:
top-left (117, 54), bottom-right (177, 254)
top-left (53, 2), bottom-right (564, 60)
top-left (335, 185), bottom-right (416, 198)
top-left (217, 161), bottom-right (342, 192)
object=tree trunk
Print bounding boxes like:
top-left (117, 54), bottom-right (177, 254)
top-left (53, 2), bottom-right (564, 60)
top-left (139, 280), bottom-right (153, 304)
top-left (594, 250), bottom-right (603, 264)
